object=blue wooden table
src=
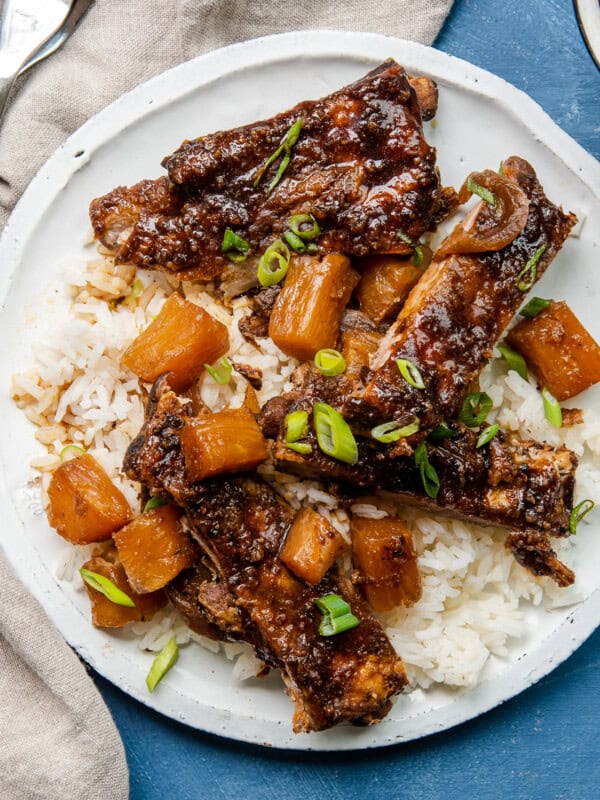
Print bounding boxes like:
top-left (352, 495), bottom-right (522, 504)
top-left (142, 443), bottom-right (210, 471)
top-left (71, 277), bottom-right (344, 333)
top-left (95, 2), bottom-right (600, 797)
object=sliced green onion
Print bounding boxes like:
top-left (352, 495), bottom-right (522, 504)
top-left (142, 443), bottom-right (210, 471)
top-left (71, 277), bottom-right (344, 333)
top-left (204, 356), bottom-right (232, 385)
top-left (286, 441), bottom-right (312, 455)
top-left (146, 636), bottom-right (179, 693)
top-left (306, 243), bottom-right (319, 254)
top-left (313, 402), bottom-right (358, 465)
top-left (516, 244), bottom-right (547, 292)
top-left (80, 568), bottom-right (135, 607)
top-left (428, 424), bottom-right (456, 443)
top-left (285, 410), bottom-right (309, 443)
top-left (414, 442), bottom-right (440, 500)
top-left (314, 349), bottom-right (346, 377)
top-left (253, 119), bottom-right (303, 193)
top-left (282, 230), bottom-right (307, 253)
top-left (59, 444), bottom-right (85, 462)
top-left (497, 344), bottom-right (528, 381)
top-left (396, 358), bottom-right (425, 389)
top-left (541, 387), bottom-right (562, 428)
top-left (397, 231), bottom-right (426, 267)
top-left (466, 177), bottom-right (496, 205)
top-left (519, 296), bottom-right (551, 319)
top-left (284, 410), bottom-right (311, 455)
top-left (569, 499), bottom-right (595, 535)
top-left (498, 161), bottom-right (504, 175)
top-left (476, 424), bottom-right (499, 449)
top-left (221, 228), bottom-right (250, 263)
top-left (257, 239), bottom-right (291, 287)
top-left (458, 392), bottom-right (493, 427)
top-left (144, 496), bottom-right (167, 513)
top-left (371, 418), bottom-right (420, 443)
top-left (268, 153), bottom-right (290, 194)
top-left (314, 593), bottom-right (360, 637)
top-left (289, 213), bottom-right (320, 241)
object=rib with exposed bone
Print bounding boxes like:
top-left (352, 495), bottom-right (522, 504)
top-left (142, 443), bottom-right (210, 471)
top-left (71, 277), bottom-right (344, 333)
top-left (344, 156), bottom-right (577, 428)
top-left (89, 61), bottom-right (448, 280)
top-left (124, 385), bottom-right (408, 732)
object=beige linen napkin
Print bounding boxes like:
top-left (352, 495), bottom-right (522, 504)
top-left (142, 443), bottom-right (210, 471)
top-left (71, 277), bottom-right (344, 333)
top-left (0, 1), bottom-right (454, 798)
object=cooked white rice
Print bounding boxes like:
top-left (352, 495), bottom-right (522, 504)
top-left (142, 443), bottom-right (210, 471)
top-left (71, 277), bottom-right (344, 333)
top-left (12, 252), bottom-right (600, 691)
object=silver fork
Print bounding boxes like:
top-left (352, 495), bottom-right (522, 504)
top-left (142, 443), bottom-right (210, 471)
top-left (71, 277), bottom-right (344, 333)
top-left (0, 0), bottom-right (93, 124)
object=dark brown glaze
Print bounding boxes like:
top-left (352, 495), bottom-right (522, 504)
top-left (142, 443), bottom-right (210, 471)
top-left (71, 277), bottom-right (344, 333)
top-left (344, 157), bottom-right (577, 428)
top-left (505, 532), bottom-right (575, 587)
top-left (260, 380), bottom-right (576, 584)
top-left (166, 561), bottom-right (241, 641)
top-left (124, 388), bottom-right (407, 732)
top-left (90, 61), bottom-right (443, 280)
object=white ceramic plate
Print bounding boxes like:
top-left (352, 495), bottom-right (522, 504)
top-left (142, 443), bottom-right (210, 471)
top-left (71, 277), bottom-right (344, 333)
top-left (1, 31), bottom-right (599, 751)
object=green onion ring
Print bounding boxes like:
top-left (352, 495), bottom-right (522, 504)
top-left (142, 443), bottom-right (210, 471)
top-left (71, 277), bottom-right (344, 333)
top-left (414, 442), bottom-right (440, 499)
top-left (146, 636), bottom-right (179, 693)
top-left (286, 441), bottom-right (312, 455)
top-left (257, 239), bottom-right (291, 286)
top-left (397, 231), bottom-right (428, 268)
top-left (396, 358), bottom-right (425, 389)
top-left (59, 444), bottom-right (86, 463)
top-left (541, 387), bottom-right (562, 428)
top-left (204, 357), bottom-right (232, 385)
top-left (497, 344), bottom-right (528, 381)
top-left (458, 392), bottom-right (493, 427)
top-left (466, 177), bottom-right (497, 205)
top-left (519, 296), bottom-right (551, 319)
top-left (476, 424), bottom-right (499, 449)
top-left (313, 402), bottom-right (358, 465)
top-left (285, 410), bottom-right (309, 443)
top-left (144, 496), bottom-right (167, 513)
top-left (371, 418), bottom-right (420, 444)
top-left (517, 244), bottom-right (548, 292)
top-left (221, 228), bottom-right (250, 263)
top-left (289, 213), bottom-right (321, 241)
top-left (80, 568), bottom-right (135, 607)
top-left (428, 424), bottom-right (456, 443)
top-left (314, 593), bottom-right (360, 637)
top-left (569, 499), bottom-right (595, 535)
top-left (314, 349), bottom-right (346, 377)
top-left (253, 119), bottom-right (303, 193)
top-left (282, 230), bottom-right (307, 253)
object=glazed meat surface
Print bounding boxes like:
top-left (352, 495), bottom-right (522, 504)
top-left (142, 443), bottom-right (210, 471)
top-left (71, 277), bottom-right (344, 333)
top-left (90, 61), bottom-right (444, 280)
top-left (124, 387), bottom-right (407, 732)
top-left (260, 363), bottom-right (577, 586)
top-left (344, 157), bottom-right (577, 427)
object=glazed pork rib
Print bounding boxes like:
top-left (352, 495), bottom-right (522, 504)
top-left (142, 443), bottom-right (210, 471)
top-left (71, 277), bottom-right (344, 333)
top-left (344, 157), bottom-right (577, 428)
top-left (124, 388), bottom-right (407, 733)
top-left (90, 61), bottom-right (446, 280)
top-left (261, 376), bottom-right (577, 587)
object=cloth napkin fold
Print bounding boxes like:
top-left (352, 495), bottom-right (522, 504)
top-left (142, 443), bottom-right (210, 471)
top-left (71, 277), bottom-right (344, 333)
top-left (0, 1), bottom-right (454, 798)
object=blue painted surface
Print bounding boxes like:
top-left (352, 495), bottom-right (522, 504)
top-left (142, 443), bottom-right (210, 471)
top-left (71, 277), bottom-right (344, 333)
top-left (96, 2), bottom-right (600, 797)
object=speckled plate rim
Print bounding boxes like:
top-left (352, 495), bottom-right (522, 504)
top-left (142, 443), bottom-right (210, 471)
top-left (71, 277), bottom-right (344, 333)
top-left (1, 30), bottom-right (599, 751)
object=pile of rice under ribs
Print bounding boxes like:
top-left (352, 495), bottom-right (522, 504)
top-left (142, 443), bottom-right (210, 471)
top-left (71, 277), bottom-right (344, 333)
top-left (81, 60), bottom-right (591, 733)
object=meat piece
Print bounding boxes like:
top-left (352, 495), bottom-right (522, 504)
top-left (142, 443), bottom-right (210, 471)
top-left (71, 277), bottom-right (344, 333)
top-left (344, 157), bottom-right (576, 428)
top-left (264, 403), bottom-right (576, 584)
top-left (505, 532), bottom-right (575, 587)
top-left (166, 561), bottom-right (243, 641)
top-left (231, 360), bottom-right (263, 390)
top-left (124, 387), bottom-right (407, 732)
top-left (90, 61), bottom-right (443, 280)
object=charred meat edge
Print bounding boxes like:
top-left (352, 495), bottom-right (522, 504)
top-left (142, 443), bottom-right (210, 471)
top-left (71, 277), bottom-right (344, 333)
top-left (343, 156), bottom-right (577, 429)
top-left (89, 61), bottom-right (446, 280)
top-left (124, 386), bottom-right (407, 733)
